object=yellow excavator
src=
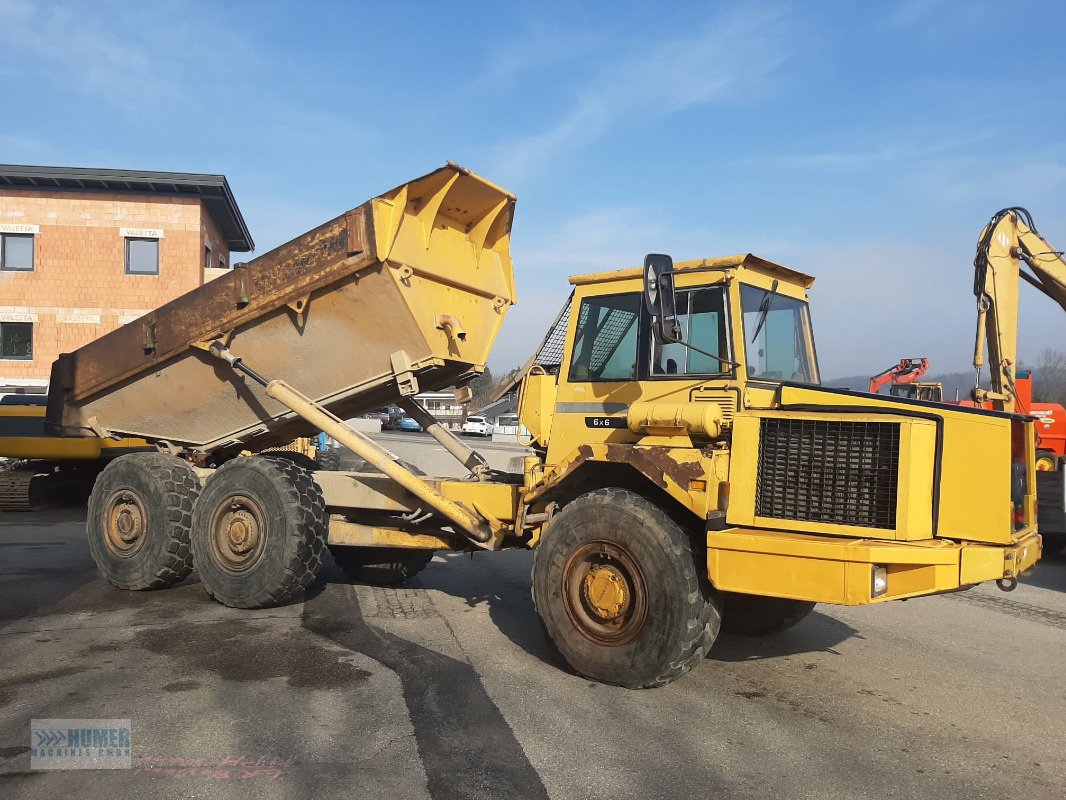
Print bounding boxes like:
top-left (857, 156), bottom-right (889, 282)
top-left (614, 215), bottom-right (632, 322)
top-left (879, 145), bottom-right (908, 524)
top-left (0, 395), bottom-right (150, 510)
top-left (971, 207), bottom-right (1066, 553)
top-left (0, 396), bottom-right (321, 510)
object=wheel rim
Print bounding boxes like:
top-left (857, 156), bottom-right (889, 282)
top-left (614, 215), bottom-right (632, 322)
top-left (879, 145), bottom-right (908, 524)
top-left (562, 540), bottom-right (648, 646)
top-left (1037, 455), bottom-right (1056, 471)
top-left (208, 494), bottom-right (267, 573)
top-left (103, 490), bottom-right (148, 558)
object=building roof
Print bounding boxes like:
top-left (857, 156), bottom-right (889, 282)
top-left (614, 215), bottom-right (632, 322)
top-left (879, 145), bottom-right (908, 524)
top-left (479, 393), bottom-right (518, 416)
top-left (0, 164), bottom-right (254, 252)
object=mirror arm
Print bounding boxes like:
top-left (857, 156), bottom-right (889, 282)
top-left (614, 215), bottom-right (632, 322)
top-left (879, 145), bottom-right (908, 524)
top-left (676, 339), bottom-right (737, 370)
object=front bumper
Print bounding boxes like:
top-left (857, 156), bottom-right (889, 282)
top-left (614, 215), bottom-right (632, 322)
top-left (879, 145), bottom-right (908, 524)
top-left (707, 527), bottom-right (1043, 605)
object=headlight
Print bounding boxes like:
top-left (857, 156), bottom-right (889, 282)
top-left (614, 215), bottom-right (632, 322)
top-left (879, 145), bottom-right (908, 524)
top-left (871, 565), bottom-right (888, 598)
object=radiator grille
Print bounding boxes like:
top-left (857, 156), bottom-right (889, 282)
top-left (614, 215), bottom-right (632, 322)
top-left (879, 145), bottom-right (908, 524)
top-left (755, 418), bottom-right (900, 530)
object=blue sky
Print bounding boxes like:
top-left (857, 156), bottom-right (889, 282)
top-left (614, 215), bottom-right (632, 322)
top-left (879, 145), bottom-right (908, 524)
top-left (2, 1), bottom-right (1065, 379)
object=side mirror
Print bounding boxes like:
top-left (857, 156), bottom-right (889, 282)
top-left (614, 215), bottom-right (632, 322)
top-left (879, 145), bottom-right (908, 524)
top-left (643, 253), bottom-right (681, 343)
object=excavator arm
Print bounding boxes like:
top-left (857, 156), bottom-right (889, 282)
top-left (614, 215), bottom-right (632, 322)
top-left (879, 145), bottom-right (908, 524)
top-left (869, 357), bottom-right (929, 394)
top-left (973, 207), bottom-right (1066, 412)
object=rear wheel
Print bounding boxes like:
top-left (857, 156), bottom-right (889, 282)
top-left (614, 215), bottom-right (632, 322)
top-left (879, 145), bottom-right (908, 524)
top-left (331, 546), bottom-right (435, 585)
top-left (720, 593), bottom-right (815, 636)
top-left (191, 456), bottom-right (327, 608)
top-left (86, 453), bottom-right (199, 590)
top-left (1036, 449), bottom-right (1059, 473)
top-left (532, 488), bottom-right (720, 688)
top-left (262, 451), bottom-right (319, 472)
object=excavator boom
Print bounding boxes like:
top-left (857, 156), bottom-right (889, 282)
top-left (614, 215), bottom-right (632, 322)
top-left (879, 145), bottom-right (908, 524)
top-left (869, 357), bottom-right (929, 394)
top-left (973, 207), bottom-right (1066, 412)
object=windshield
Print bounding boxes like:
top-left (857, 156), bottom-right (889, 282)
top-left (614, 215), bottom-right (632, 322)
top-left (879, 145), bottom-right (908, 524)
top-left (740, 284), bottom-right (819, 384)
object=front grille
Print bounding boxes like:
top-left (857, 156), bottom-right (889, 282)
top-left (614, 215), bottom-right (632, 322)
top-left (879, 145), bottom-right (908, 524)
top-left (755, 418), bottom-right (900, 529)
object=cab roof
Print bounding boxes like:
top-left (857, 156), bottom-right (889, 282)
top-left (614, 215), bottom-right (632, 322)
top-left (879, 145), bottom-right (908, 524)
top-left (568, 253), bottom-right (816, 289)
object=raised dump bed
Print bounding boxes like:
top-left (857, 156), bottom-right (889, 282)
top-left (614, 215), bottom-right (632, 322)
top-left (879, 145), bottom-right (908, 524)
top-left (46, 163), bottom-right (515, 455)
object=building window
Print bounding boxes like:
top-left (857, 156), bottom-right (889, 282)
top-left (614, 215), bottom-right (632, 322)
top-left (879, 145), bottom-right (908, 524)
top-left (125, 237), bottom-right (159, 275)
top-left (1, 233), bottom-right (34, 271)
top-left (0, 321), bottom-right (32, 360)
top-left (218, 252), bottom-right (227, 269)
top-left (204, 245), bottom-right (212, 270)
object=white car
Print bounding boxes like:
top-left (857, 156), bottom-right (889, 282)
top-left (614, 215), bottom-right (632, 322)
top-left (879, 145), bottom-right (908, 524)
top-left (462, 416), bottom-right (492, 436)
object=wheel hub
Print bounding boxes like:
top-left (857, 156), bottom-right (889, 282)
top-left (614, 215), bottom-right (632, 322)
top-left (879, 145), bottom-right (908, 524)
top-left (562, 541), bottom-right (648, 646)
top-left (210, 495), bottom-right (266, 572)
top-left (582, 564), bottom-right (629, 621)
top-left (104, 491), bottom-right (147, 557)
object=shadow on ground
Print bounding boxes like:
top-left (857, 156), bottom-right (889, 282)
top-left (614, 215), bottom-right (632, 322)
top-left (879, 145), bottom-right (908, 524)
top-left (1020, 548), bottom-right (1066, 593)
top-left (389, 550), bottom-right (861, 670)
top-left (709, 612), bottom-right (861, 662)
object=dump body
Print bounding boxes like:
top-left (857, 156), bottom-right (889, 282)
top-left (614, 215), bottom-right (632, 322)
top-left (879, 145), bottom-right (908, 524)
top-left (47, 164), bottom-right (515, 455)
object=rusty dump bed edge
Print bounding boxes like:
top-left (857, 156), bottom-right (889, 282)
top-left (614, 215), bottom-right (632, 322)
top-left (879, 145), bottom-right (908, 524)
top-left (46, 163), bottom-right (516, 455)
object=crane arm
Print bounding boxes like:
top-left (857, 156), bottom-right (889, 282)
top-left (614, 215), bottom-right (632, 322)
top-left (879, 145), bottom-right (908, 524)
top-left (973, 208), bottom-right (1066, 412)
top-left (869, 357), bottom-right (929, 394)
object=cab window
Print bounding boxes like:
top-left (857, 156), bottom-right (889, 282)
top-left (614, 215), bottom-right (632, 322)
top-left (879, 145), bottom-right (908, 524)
top-left (651, 286), bottom-right (729, 376)
top-left (568, 293), bottom-right (641, 382)
top-left (740, 284), bottom-right (819, 383)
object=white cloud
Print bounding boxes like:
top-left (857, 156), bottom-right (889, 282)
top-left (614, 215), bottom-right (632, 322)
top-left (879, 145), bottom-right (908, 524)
top-left (0, 2), bottom-right (187, 103)
top-left (477, 23), bottom-right (602, 89)
top-left (491, 7), bottom-right (793, 181)
top-left (489, 203), bottom-right (800, 370)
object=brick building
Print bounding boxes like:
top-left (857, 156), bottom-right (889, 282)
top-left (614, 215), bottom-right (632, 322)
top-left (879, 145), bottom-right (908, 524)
top-left (0, 165), bottom-right (253, 394)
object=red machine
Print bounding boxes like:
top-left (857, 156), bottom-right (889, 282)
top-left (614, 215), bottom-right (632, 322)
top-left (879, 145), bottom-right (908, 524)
top-left (869, 357), bottom-right (1065, 469)
top-left (868, 358), bottom-right (929, 393)
top-left (962, 368), bottom-right (1066, 471)
top-left (868, 358), bottom-right (942, 401)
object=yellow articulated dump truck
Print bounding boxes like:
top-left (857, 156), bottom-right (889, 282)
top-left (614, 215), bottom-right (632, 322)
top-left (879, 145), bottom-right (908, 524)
top-left (46, 164), bottom-right (1042, 688)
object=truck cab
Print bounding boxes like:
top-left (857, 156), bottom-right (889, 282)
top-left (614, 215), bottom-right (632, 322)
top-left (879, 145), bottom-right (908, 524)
top-left (518, 254), bottom-right (1040, 630)
top-left (524, 254), bottom-right (817, 467)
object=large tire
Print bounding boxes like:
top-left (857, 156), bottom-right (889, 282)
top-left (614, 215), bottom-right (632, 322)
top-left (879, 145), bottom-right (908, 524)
top-left (532, 488), bottom-right (720, 688)
top-left (191, 456), bottom-right (327, 608)
top-left (262, 451), bottom-right (319, 472)
top-left (317, 448), bottom-right (341, 471)
top-left (720, 593), bottom-right (815, 636)
top-left (86, 453), bottom-right (199, 590)
top-left (1036, 449), bottom-right (1059, 473)
top-left (331, 546), bottom-right (435, 585)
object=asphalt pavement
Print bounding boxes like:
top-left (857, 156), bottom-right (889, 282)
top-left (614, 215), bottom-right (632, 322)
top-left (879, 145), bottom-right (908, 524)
top-left (1, 436), bottom-right (1064, 799)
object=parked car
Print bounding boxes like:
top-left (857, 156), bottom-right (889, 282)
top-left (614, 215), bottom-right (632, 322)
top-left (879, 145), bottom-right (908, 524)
top-left (396, 415), bottom-right (423, 432)
top-left (365, 405), bottom-right (404, 429)
top-left (461, 415), bottom-right (492, 437)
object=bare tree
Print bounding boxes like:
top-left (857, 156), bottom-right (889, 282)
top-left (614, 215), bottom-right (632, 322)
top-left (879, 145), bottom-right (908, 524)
top-left (1033, 348), bottom-right (1066, 405)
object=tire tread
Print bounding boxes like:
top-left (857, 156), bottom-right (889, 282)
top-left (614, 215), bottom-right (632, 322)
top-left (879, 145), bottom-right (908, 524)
top-left (532, 487), bottom-right (720, 689)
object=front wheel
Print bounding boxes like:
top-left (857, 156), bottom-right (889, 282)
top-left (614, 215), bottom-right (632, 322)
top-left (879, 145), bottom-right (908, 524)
top-left (532, 488), bottom-right (720, 688)
top-left (191, 456), bottom-right (327, 608)
top-left (720, 593), bottom-right (815, 636)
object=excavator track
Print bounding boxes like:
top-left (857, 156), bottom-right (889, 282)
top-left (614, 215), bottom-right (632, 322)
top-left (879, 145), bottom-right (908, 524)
top-left (0, 466), bottom-right (53, 511)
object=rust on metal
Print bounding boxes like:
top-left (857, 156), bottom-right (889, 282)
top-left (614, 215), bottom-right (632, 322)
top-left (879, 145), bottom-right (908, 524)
top-left (104, 489), bottom-right (148, 558)
top-left (208, 493), bottom-right (268, 572)
top-left (562, 540), bottom-right (648, 646)
top-left (54, 210), bottom-right (375, 404)
top-left (46, 164), bottom-right (517, 455)
top-left (605, 444), bottom-right (703, 491)
top-left (523, 444), bottom-right (595, 503)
